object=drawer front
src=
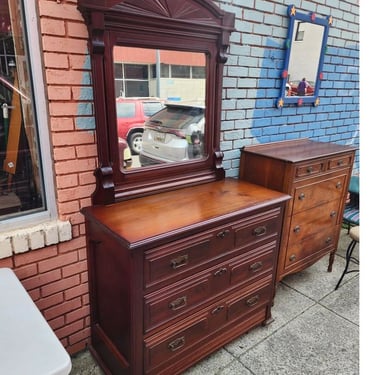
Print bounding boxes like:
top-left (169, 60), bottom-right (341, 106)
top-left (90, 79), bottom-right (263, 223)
top-left (295, 161), bottom-right (324, 178)
top-left (288, 199), bottom-right (341, 247)
top-left (144, 243), bottom-right (275, 331)
top-left (144, 276), bottom-right (210, 331)
top-left (328, 154), bottom-right (353, 170)
top-left (285, 226), bottom-right (338, 268)
top-left (144, 316), bottom-right (209, 371)
top-left (227, 278), bottom-right (272, 322)
top-left (144, 226), bottom-right (235, 289)
top-left (234, 207), bottom-right (281, 249)
top-left (230, 241), bottom-right (275, 286)
top-left (292, 175), bottom-right (346, 214)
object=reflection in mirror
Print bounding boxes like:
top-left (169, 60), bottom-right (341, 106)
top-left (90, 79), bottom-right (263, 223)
top-left (288, 21), bottom-right (324, 97)
top-left (277, 5), bottom-right (332, 108)
top-left (113, 47), bottom-right (206, 170)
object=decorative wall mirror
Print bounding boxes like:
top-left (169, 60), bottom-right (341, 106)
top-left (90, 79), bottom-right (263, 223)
top-left (78, 0), bottom-right (235, 205)
top-left (276, 5), bottom-right (332, 108)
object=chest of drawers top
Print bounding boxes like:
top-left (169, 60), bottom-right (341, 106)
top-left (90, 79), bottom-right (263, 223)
top-left (81, 178), bottom-right (290, 250)
top-left (242, 138), bottom-right (356, 164)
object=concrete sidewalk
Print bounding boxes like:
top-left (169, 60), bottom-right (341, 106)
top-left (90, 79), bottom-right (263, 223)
top-left (70, 228), bottom-right (359, 375)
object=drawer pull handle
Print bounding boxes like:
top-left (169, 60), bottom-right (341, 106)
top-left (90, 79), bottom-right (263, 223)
top-left (246, 295), bottom-right (259, 307)
top-left (217, 229), bottom-right (230, 239)
top-left (170, 255), bottom-right (188, 269)
top-left (306, 166), bottom-right (313, 173)
top-left (337, 159), bottom-right (344, 166)
top-left (336, 182), bottom-right (342, 189)
top-left (293, 225), bottom-right (301, 233)
top-left (330, 211), bottom-right (337, 218)
top-left (249, 261), bottom-right (263, 272)
top-left (211, 305), bottom-right (225, 315)
top-left (168, 336), bottom-right (185, 352)
top-left (326, 237), bottom-right (332, 244)
top-left (253, 226), bottom-right (267, 237)
top-left (289, 254), bottom-right (296, 262)
top-left (214, 267), bottom-right (228, 277)
top-left (169, 296), bottom-right (187, 311)
top-left (298, 193), bottom-right (305, 200)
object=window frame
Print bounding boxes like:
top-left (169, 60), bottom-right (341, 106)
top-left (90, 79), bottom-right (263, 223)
top-left (0, 0), bottom-right (57, 232)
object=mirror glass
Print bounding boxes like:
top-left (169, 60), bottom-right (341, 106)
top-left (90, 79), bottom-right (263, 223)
top-left (114, 47), bottom-right (206, 171)
top-left (277, 5), bottom-right (331, 108)
top-left (287, 21), bottom-right (324, 97)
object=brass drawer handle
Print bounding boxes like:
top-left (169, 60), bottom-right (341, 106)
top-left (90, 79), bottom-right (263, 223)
top-left (337, 159), bottom-right (344, 166)
top-left (169, 296), bottom-right (187, 311)
top-left (336, 182), bottom-right (342, 189)
top-left (293, 225), bottom-right (301, 233)
top-left (330, 211), bottom-right (337, 218)
top-left (326, 237), bottom-right (332, 244)
top-left (211, 305), bottom-right (225, 315)
top-left (306, 166), bottom-right (313, 173)
top-left (249, 261), bottom-right (263, 273)
top-left (298, 193), bottom-right (305, 200)
top-left (253, 226), bottom-right (267, 237)
top-left (289, 254), bottom-right (296, 262)
top-left (170, 254), bottom-right (188, 269)
top-left (217, 229), bottom-right (230, 239)
top-left (214, 267), bottom-right (228, 277)
top-left (168, 336), bottom-right (185, 352)
top-left (246, 295), bottom-right (259, 307)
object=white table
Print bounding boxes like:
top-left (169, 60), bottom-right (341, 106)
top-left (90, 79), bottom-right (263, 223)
top-left (0, 268), bottom-right (71, 375)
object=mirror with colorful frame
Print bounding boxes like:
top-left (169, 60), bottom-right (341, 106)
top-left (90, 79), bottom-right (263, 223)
top-left (277, 5), bottom-right (332, 108)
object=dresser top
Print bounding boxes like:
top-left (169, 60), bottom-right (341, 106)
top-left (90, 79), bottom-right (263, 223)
top-left (242, 139), bottom-right (356, 163)
top-left (81, 178), bottom-right (289, 248)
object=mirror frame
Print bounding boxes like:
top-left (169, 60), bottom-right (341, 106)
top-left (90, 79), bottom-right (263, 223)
top-left (276, 4), bottom-right (332, 108)
top-left (77, 0), bottom-right (235, 205)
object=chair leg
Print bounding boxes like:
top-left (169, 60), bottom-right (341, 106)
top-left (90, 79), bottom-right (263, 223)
top-left (335, 239), bottom-right (358, 290)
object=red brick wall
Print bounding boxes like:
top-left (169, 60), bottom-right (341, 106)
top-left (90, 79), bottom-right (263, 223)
top-left (0, 1), bottom-right (95, 355)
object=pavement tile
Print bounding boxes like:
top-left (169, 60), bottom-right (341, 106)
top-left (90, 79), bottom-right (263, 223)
top-left (239, 304), bottom-right (359, 375)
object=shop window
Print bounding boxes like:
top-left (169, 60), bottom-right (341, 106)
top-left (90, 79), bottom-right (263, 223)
top-left (0, 1), bottom-right (53, 225)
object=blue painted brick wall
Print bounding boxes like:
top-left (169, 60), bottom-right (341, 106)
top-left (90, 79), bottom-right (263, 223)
top-left (216, 0), bottom-right (360, 177)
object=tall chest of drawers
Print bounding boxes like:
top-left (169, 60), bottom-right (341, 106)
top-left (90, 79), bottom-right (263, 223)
top-left (239, 139), bottom-right (356, 282)
top-left (81, 179), bottom-right (289, 374)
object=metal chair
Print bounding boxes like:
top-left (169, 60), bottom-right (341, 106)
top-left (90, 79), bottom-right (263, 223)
top-left (342, 175), bottom-right (359, 233)
top-left (335, 225), bottom-right (359, 290)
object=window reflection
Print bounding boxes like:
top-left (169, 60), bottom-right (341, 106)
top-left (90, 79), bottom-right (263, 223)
top-left (0, 0), bottom-right (45, 219)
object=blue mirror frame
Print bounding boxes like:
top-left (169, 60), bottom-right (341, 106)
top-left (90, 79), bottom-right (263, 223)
top-left (276, 5), bottom-right (332, 108)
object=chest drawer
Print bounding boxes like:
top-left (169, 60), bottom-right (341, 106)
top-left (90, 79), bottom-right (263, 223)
top-left (292, 174), bottom-right (346, 214)
top-left (285, 225), bottom-right (339, 268)
top-left (144, 226), bottom-right (235, 290)
top-left (288, 199), bottom-right (341, 247)
top-left (295, 161), bottom-right (324, 178)
top-left (328, 154), bottom-right (353, 170)
top-left (144, 241), bottom-right (276, 332)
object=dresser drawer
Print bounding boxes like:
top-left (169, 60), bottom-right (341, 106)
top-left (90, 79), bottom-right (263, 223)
top-left (288, 199), bottom-right (341, 247)
top-left (328, 154), bottom-right (353, 170)
top-left (230, 241), bottom-right (275, 286)
top-left (227, 277), bottom-right (272, 321)
top-left (295, 161), bottom-right (324, 178)
top-left (144, 225), bottom-right (235, 289)
top-left (234, 207), bottom-right (281, 249)
top-left (285, 226), bottom-right (338, 268)
top-left (292, 174), bottom-right (346, 214)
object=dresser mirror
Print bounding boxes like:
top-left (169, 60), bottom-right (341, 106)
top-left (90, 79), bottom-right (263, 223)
top-left (78, 0), bottom-right (235, 204)
top-left (114, 46), bottom-right (207, 169)
top-left (276, 5), bottom-right (332, 108)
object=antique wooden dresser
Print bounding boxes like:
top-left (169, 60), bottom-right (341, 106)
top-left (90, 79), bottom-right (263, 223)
top-left (82, 179), bottom-right (289, 374)
top-left (239, 139), bottom-right (356, 282)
